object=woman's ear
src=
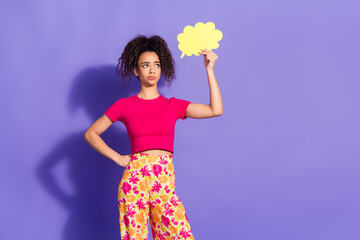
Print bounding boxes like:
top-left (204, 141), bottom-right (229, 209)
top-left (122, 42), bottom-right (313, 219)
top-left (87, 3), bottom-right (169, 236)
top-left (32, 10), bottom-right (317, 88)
top-left (133, 67), bottom-right (138, 77)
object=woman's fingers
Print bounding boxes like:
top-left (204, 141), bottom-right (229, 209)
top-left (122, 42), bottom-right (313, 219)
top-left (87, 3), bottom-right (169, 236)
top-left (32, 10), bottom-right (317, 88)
top-left (201, 49), bottom-right (215, 53)
top-left (199, 49), bottom-right (218, 63)
top-left (201, 49), bottom-right (218, 59)
top-left (200, 49), bottom-right (216, 57)
top-left (199, 49), bottom-right (212, 54)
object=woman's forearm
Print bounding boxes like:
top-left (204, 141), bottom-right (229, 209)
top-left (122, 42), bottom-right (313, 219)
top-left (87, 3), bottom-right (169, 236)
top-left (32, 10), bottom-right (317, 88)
top-left (206, 68), bottom-right (223, 115)
top-left (84, 132), bottom-right (126, 166)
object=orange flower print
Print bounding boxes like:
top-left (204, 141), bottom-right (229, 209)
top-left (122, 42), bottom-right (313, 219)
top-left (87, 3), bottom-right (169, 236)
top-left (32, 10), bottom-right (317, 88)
top-left (158, 175), bottom-right (168, 184)
top-left (150, 203), bottom-right (161, 215)
top-left (152, 212), bottom-right (161, 224)
top-left (126, 193), bottom-right (136, 203)
top-left (118, 202), bottom-right (126, 214)
top-left (131, 160), bottom-right (141, 169)
top-left (122, 171), bottom-right (129, 180)
top-left (175, 208), bottom-right (185, 220)
top-left (160, 194), bottom-right (169, 203)
top-left (147, 155), bottom-right (158, 163)
top-left (138, 180), bottom-right (149, 192)
top-left (128, 227), bottom-right (136, 238)
top-left (135, 232), bottom-right (144, 239)
top-left (168, 163), bottom-right (174, 173)
top-left (168, 225), bottom-right (177, 235)
top-left (135, 212), bottom-right (146, 224)
top-left (178, 202), bottom-right (185, 212)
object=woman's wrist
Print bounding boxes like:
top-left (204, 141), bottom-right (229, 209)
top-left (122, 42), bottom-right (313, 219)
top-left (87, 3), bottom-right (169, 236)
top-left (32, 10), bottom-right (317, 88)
top-left (113, 153), bottom-right (132, 167)
top-left (125, 158), bottom-right (130, 167)
top-left (114, 154), bottom-right (125, 167)
top-left (206, 66), bottom-right (214, 73)
top-left (124, 154), bottom-right (133, 168)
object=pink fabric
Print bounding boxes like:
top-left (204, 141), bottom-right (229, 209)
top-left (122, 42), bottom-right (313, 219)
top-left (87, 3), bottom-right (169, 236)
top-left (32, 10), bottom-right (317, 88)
top-left (104, 94), bottom-right (191, 154)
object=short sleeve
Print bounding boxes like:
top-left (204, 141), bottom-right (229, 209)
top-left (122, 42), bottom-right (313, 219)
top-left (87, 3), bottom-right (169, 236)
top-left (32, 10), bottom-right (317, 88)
top-left (104, 99), bottom-right (124, 122)
top-left (175, 98), bottom-right (191, 120)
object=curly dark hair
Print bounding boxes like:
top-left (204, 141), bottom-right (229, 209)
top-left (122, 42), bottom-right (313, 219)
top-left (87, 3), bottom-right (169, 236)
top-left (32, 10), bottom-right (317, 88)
top-left (116, 35), bottom-right (176, 87)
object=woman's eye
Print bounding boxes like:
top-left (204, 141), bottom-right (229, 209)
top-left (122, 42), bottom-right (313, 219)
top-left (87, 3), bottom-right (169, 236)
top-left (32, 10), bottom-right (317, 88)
top-left (156, 64), bottom-right (160, 67)
top-left (142, 64), bottom-right (148, 68)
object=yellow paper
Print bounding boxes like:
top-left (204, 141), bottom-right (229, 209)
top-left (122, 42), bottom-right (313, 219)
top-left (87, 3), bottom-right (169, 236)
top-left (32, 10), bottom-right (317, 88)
top-left (177, 22), bottom-right (223, 58)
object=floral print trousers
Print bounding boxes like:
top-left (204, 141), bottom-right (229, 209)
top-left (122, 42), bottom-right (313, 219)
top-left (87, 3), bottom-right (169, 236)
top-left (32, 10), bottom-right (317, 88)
top-left (118, 152), bottom-right (195, 240)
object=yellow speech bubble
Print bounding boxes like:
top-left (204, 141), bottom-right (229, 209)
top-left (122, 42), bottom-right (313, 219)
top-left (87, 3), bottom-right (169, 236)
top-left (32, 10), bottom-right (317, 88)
top-left (177, 22), bottom-right (223, 58)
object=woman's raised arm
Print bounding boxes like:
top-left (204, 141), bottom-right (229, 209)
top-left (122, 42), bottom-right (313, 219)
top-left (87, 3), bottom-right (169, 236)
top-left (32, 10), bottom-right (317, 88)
top-left (185, 49), bottom-right (223, 119)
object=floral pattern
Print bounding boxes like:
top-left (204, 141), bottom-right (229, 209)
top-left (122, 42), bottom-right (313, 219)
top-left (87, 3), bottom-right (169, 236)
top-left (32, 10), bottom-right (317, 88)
top-left (118, 152), bottom-right (195, 240)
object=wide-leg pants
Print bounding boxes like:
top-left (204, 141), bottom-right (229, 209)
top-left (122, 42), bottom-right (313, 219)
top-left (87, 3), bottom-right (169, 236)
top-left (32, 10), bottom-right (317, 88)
top-left (118, 152), bottom-right (195, 240)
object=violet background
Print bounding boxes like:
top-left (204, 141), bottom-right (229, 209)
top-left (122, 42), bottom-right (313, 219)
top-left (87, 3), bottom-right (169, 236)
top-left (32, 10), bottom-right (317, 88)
top-left (1, 0), bottom-right (360, 239)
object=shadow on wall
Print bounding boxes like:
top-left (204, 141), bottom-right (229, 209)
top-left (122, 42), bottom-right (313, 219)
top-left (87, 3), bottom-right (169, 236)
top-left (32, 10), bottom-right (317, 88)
top-left (35, 65), bottom-right (167, 240)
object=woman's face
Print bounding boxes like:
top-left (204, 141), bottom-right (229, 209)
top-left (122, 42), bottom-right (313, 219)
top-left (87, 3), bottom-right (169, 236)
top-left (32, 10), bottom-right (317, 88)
top-left (134, 51), bottom-right (161, 86)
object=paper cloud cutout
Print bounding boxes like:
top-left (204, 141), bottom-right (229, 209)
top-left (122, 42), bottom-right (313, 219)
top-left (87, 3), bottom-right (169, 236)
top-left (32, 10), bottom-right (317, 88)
top-left (177, 21), bottom-right (223, 58)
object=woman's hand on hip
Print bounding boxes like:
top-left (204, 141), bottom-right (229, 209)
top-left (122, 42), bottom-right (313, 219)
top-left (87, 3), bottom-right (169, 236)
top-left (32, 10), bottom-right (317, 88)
top-left (116, 154), bottom-right (133, 167)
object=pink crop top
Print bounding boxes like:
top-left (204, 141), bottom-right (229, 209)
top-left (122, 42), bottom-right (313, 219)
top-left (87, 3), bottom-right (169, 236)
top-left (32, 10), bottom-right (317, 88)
top-left (104, 94), bottom-right (191, 154)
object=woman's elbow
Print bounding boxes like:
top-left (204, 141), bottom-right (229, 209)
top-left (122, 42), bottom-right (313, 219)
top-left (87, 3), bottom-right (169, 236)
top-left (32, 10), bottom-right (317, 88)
top-left (84, 130), bottom-right (95, 142)
top-left (214, 109), bottom-right (223, 116)
top-left (84, 131), bottom-right (90, 142)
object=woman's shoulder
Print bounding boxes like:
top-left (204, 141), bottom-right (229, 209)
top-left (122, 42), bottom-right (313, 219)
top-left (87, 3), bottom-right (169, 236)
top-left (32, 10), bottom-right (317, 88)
top-left (116, 95), bottom-right (136, 102)
top-left (167, 96), bottom-right (191, 103)
top-left (166, 95), bottom-right (186, 101)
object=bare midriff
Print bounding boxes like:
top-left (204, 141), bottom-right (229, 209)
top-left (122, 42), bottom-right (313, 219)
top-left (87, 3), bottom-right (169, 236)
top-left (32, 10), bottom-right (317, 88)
top-left (138, 149), bottom-right (173, 155)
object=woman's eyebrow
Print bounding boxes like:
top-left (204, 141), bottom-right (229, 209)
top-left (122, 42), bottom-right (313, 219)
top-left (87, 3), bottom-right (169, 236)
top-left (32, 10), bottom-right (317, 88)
top-left (141, 61), bottom-right (161, 64)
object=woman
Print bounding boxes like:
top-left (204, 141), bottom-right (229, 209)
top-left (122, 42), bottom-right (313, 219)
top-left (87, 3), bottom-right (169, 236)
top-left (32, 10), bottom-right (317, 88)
top-left (84, 35), bottom-right (223, 240)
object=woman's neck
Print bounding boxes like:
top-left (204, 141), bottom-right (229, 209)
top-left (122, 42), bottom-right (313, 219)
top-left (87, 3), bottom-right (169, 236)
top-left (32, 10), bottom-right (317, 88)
top-left (137, 89), bottom-right (160, 100)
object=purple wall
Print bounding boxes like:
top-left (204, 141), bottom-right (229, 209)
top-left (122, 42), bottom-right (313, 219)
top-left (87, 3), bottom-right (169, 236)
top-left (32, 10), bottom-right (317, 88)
top-left (1, 0), bottom-right (360, 239)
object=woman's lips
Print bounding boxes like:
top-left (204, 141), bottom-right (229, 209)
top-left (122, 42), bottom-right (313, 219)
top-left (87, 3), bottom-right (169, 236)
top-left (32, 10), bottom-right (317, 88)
top-left (148, 77), bottom-right (155, 80)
